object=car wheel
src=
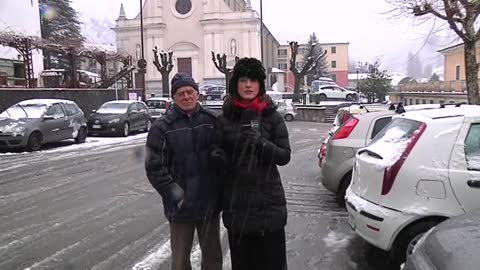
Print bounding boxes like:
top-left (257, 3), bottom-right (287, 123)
top-left (336, 172), bottom-right (352, 205)
top-left (144, 120), bottom-right (152, 132)
top-left (75, 127), bottom-right (87, 143)
top-left (122, 122), bottom-right (130, 137)
top-left (319, 94), bottom-right (327, 101)
top-left (390, 220), bottom-right (440, 266)
top-left (27, 131), bottom-right (42, 152)
top-left (284, 114), bottom-right (294, 122)
top-left (346, 94), bottom-right (354, 101)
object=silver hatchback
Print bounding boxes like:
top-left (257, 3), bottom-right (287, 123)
top-left (274, 99), bottom-right (297, 121)
top-left (319, 110), bottom-right (395, 200)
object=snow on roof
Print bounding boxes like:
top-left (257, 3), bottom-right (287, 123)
top-left (105, 100), bottom-right (137, 104)
top-left (83, 43), bottom-right (117, 53)
top-left (347, 73), bottom-right (369, 80)
top-left (78, 70), bottom-right (100, 77)
top-left (271, 68), bottom-right (286, 73)
top-left (402, 105), bottom-right (480, 120)
top-left (18, 99), bottom-right (75, 106)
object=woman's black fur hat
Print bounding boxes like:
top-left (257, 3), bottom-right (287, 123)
top-left (228, 57), bottom-right (266, 97)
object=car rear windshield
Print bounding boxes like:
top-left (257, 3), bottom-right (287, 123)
top-left (0, 104), bottom-right (47, 119)
top-left (97, 103), bottom-right (129, 114)
top-left (366, 118), bottom-right (424, 166)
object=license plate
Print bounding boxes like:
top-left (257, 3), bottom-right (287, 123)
top-left (348, 212), bottom-right (356, 230)
top-left (92, 124), bottom-right (101, 129)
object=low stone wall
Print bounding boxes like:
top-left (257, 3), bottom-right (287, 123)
top-left (294, 105), bottom-right (326, 122)
top-left (0, 88), bottom-right (144, 115)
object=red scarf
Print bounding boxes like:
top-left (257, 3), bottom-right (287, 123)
top-left (233, 97), bottom-right (268, 113)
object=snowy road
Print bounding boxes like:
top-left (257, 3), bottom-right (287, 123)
top-left (0, 122), bottom-right (391, 270)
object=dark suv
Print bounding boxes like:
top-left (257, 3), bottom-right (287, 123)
top-left (0, 99), bottom-right (88, 151)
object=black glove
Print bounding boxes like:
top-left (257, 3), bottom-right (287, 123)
top-left (241, 128), bottom-right (263, 146)
top-left (210, 147), bottom-right (227, 165)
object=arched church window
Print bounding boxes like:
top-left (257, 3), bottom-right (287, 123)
top-left (175, 0), bottom-right (192, 15)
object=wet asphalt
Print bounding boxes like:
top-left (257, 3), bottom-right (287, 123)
top-left (0, 121), bottom-right (393, 270)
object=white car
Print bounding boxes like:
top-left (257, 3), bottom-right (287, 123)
top-left (274, 99), bottom-right (297, 121)
top-left (313, 85), bottom-right (357, 101)
top-left (345, 105), bottom-right (480, 265)
top-left (146, 97), bottom-right (171, 120)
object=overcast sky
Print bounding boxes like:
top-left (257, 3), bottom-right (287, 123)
top-left (71, 0), bottom-right (456, 73)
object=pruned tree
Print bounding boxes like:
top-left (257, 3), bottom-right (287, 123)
top-left (211, 52), bottom-right (239, 94)
top-left (357, 61), bottom-right (393, 103)
top-left (153, 47), bottom-right (174, 97)
top-left (386, 0), bottom-right (480, 104)
top-left (289, 41), bottom-right (327, 102)
top-left (302, 33), bottom-right (329, 85)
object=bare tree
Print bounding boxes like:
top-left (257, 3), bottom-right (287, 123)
top-left (386, 0), bottom-right (480, 104)
top-left (211, 52), bottom-right (239, 94)
top-left (289, 41), bottom-right (327, 102)
top-left (153, 47), bottom-right (174, 97)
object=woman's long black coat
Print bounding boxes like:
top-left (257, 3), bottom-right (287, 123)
top-left (215, 100), bottom-right (291, 235)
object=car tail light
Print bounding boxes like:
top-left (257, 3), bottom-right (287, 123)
top-left (333, 117), bottom-right (359, 140)
top-left (320, 143), bottom-right (327, 159)
top-left (381, 123), bottom-right (427, 195)
top-left (341, 112), bottom-right (350, 124)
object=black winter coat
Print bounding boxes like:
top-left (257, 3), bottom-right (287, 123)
top-left (145, 104), bottom-right (221, 222)
top-left (216, 99), bottom-right (291, 234)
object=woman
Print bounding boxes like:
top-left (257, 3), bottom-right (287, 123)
top-left (214, 57), bottom-right (291, 270)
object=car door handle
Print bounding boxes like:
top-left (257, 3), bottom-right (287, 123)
top-left (467, 180), bottom-right (480, 188)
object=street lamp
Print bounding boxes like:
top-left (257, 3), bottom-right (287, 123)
top-left (137, 0), bottom-right (147, 101)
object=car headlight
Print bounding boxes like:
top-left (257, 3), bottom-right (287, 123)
top-left (108, 118), bottom-right (120, 124)
top-left (5, 126), bottom-right (25, 136)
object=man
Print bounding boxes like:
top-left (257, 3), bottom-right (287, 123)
top-left (145, 72), bottom-right (222, 270)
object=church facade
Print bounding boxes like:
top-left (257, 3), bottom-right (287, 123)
top-left (113, 0), bottom-right (279, 96)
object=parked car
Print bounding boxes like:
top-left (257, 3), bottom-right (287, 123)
top-left (403, 211), bottom-right (480, 270)
top-left (345, 105), bottom-right (480, 265)
top-left (319, 104), bottom-right (446, 200)
top-left (87, 100), bottom-right (151, 137)
top-left (146, 97), bottom-right (171, 121)
top-left (201, 85), bottom-right (226, 100)
top-left (274, 99), bottom-right (297, 121)
top-left (320, 110), bottom-right (394, 200)
top-left (0, 99), bottom-right (87, 151)
top-left (311, 77), bottom-right (337, 91)
top-left (311, 85), bottom-right (357, 102)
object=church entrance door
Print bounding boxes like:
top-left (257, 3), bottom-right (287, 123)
top-left (177, 58), bottom-right (192, 76)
